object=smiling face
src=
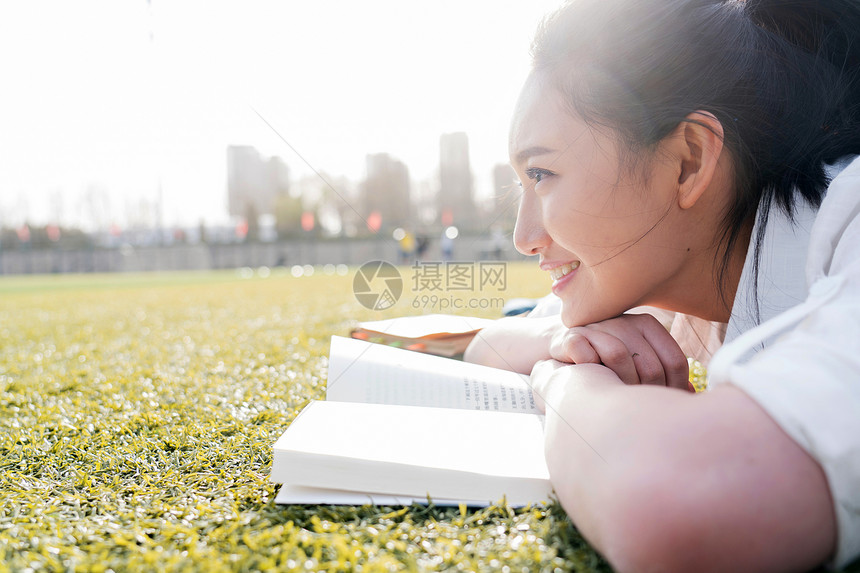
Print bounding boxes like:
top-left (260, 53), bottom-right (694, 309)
top-left (510, 73), bottom-right (727, 327)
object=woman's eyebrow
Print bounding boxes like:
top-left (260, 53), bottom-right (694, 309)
top-left (513, 146), bottom-right (557, 165)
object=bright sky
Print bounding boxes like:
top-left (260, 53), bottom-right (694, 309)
top-left (0, 1), bottom-right (561, 230)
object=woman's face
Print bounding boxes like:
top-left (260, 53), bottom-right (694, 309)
top-left (510, 73), bottom-right (699, 327)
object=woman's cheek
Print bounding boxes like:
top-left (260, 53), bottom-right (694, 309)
top-left (545, 212), bottom-right (595, 254)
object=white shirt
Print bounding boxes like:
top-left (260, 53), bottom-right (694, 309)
top-left (709, 157), bottom-right (860, 568)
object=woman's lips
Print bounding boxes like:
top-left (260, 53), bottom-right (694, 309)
top-left (549, 261), bottom-right (580, 284)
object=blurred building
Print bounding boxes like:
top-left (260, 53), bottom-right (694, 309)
top-left (438, 132), bottom-right (475, 229)
top-left (361, 153), bottom-right (411, 232)
top-left (286, 173), bottom-right (357, 237)
top-left (490, 162), bottom-right (519, 230)
top-left (226, 145), bottom-right (290, 218)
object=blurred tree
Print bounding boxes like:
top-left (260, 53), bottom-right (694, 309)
top-left (245, 202), bottom-right (260, 242)
top-left (274, 194), bottom-right (303, 239)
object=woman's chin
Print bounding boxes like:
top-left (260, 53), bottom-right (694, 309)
top-left (560, 306), bottom-right (598, 329)
top-left (560, 303), bottom-right (621, 329)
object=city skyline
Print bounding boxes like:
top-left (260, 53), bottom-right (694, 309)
top-left (0, 0), bottom-right (562, 231)
top-left (227, 132), bottom-right (516, 240)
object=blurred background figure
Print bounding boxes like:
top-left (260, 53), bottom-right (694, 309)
top-left (415, 234), bottom-right (430, 261)
top-left (393, 227), bottom-right (415, 264)
top-left (440, 226), bottom-right (458, 262)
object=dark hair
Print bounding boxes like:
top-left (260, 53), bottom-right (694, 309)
top-left (531, 0), bottom-right (860, 313)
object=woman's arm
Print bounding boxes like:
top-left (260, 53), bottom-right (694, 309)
top-left (466, 310), bottom-right (689, 389)
top-left (463, 315), bottom-right (561, 373)
top-left (535, 362), bottom-right (837, 573)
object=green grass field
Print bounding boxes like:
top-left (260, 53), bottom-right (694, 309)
top-left (0, 264), bottom-right (617, 572)
top-left (3, 266), bottom-right (855, 573)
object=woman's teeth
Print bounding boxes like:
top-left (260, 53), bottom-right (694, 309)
top-left (550, 262), bottom-right (580, 281)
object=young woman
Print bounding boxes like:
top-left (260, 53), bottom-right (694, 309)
top-left (465, 0), bottom-right (860, 570)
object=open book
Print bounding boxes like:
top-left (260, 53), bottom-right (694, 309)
top-left (350, 314), bottom-right (496, 357)
top-left (271, 336), bottom-right (552, 506)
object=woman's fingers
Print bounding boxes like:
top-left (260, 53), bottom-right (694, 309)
top-left (549, 314), bottom-right (690, 389)
top-left (576, 328), bottom-right (641, 385)
top-left (551, 328), bottom-right (600, 364)
top-left (625, 316), bottom-right (689, 389)
top-left (553, 327), bottom-right (640, 385)
top-left (628, 344), bottom-right (667, 386)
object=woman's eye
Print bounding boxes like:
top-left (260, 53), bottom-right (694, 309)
top-left (524, 168), bottom-right (553, 184)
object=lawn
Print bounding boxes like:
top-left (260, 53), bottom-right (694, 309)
top-left (3, 265), bottom-right (853, 573)
top-left (0, 263), bottom-right (615, 572)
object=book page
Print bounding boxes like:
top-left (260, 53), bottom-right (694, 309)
top-left (274, 484), bottom-right (500, 507)
top-left (326, 336), bottom-right (538, 414)
top-left (271, 401), bottom-right (551, 505)
top-left (355, 314), bottom-right (496, 339)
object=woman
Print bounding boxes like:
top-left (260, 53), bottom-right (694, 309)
top-left (465, 0), bottom-right (860, 570)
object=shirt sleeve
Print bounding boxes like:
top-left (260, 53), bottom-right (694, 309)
top-left (526, 293), bottom-right (563, 318)
top-left (724, 271), bottom-right (860, 568)
top-left (710, 157), bottom-right (860, 568)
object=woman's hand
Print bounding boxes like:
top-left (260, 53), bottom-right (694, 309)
top-left (530, 359), bottom-right (625, 414)
top-left (549, 313), bottom-right (690, 390)
top-left (528, 358), bottom-right (570, 414)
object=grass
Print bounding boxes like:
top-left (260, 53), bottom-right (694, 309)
top-left (2, 264), bottom-right (854, 572)
top-left (0, 263), bottom-right (615, 572)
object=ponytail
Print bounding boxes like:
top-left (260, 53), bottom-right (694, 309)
top-left (742, 0), bottom-right (860, 210)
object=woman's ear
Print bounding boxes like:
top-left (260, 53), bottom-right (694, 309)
top-left (672, 111), bottom-right (725, 210)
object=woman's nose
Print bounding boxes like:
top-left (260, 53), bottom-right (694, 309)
top-left (513, 188), bottom-right (550, 256)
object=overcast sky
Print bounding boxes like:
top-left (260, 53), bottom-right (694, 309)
top-left (0, 1), bottom-right (561, 230)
